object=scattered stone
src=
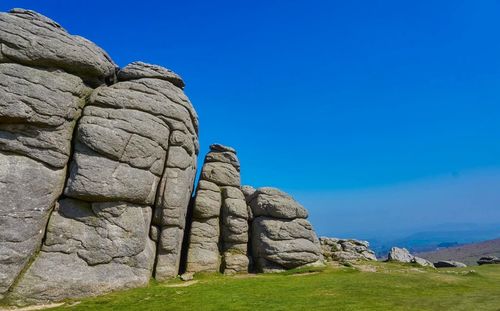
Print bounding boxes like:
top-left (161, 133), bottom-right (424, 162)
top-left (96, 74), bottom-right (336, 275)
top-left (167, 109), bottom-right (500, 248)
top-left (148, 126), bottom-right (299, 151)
top-left (477, 256), bottom-right (500, 265)
top-left (180, 273), bottom-right (194, 281)
top-left (388, 247), bottom-right (414, 263)
top-left (411, 256), bottom-right (434, 268)
top-left (434, 261), bottom-right (467, 268)
top-left (387, 247), bottom-right (435, 268)
top-left (320, 237), bottom-right (377, 262)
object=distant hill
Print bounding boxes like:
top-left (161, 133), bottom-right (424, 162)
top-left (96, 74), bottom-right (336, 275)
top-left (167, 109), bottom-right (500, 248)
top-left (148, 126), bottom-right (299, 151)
top-left (367, 223), bottom-right (500, 258)
top-left (416, 238), bottom-right (500, 266)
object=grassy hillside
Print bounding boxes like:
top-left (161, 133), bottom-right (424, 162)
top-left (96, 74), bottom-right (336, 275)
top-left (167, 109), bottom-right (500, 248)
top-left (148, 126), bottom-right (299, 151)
top-left (13, 262), bottom-right (500, 311)
top-left (417, 238), bottom-right (500, 266)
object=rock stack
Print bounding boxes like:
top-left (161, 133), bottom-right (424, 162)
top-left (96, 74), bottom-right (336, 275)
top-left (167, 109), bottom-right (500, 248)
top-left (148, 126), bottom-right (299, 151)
top-left (185, 144), bottom-right (249, 274)
top-left (320, 238), bottom-right (377, 262)
top-left (249, 188), bottom-right (323, 272)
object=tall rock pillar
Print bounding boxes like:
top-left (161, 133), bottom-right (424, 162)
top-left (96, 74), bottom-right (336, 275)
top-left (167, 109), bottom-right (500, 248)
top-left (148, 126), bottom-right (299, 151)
top-left (185, 144), bottom-right (249, 274)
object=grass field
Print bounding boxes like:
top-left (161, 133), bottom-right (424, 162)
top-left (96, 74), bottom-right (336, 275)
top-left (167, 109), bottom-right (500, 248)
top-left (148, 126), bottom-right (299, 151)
top-left (9, 262), bottom-right (500, 311)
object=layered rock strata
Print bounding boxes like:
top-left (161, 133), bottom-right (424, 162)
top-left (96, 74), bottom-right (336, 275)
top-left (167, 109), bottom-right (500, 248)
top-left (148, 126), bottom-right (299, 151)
top-left (0, 9), bottom-right (198, 304)
top-left (249, 188), bottom-right (322, 272)
top-left (185, 144), bottom-right (249, 274)
top-left (0, 9), bottom-right (115, 299)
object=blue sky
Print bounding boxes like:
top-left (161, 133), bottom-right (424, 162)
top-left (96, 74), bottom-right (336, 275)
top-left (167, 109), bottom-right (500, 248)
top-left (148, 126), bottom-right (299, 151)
top-left (2, 1), bottom-right (499, 239)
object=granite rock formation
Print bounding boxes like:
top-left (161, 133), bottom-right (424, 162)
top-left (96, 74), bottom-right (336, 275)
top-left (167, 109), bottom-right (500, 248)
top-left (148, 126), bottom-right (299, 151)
top-left (249, 188), bottom-right (323, 272)
top-left (0, 8), bottom-right (115, 301)
top-left (320, 237), bottom-right (377, 262)
top-left (0, 8), bottom-right (198, 304)
top-left (0, 8), bottom-right (326, 306)
top-left (185, 144), bottom-right (249, 275)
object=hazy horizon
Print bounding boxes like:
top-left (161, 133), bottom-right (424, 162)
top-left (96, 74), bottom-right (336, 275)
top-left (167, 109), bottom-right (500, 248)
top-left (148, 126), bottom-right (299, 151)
top-left (293, 167), bottom-right (500, 241)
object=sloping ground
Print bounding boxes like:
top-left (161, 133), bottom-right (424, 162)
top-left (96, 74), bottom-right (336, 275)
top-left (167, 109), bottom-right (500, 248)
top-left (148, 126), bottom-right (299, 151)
top-left (417, 238), bottom-right (500, 266)
top-left (4, 262), bottom-right (499, 311)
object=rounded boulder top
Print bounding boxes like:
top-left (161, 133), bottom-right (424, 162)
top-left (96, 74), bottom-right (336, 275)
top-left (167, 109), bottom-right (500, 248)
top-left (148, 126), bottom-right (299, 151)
top-left (210, 144), bottom-right (237, 154)
top-left (117, 61), bottom-right (185, 89)
top-left (0, 8), bottom-right (117, 85)
top-left (249, 187), bottom-right (309, 219)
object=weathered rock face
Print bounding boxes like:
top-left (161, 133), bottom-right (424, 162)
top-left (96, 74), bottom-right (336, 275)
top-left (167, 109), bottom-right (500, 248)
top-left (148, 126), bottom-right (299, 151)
top-left (387, 247), bottom-right (434, 268)
top-left (0, 8), bottom-right (198, 304)
top-left (10, 199), bottom-right (156, 304)
top-left (0, 9), bottom-right (116, 86)
top-left (320, 237), bottom-right (377, 262)
top-left (185, 144), bottom-right (249, 274)
top-left (249, 188), bottom-right (322, 272)
top-left (0, 8), bottom-right (114, 300)
top-left (11, 64), bottom-right (198, 302)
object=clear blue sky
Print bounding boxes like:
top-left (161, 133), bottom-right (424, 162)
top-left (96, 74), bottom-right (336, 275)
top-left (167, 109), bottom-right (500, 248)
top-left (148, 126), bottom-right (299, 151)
top-left (2, 1), bottom-right (499, 239)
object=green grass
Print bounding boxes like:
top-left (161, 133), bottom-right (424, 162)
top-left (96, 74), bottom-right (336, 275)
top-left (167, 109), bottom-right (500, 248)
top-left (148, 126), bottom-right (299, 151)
top-left (44, 262), bottom-right (500, 310)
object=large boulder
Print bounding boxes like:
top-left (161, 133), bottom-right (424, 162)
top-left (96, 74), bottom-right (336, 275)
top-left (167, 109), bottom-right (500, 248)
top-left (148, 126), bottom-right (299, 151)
top-left (0, 9), bottom-right (116, 85)
top-left (250, 188), bottom-right (322, 272)
top-left (10, 199), bottom-right (155, 304)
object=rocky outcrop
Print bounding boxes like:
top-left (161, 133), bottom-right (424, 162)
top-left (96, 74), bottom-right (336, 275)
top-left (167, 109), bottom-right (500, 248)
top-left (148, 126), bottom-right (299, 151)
top-left (387, 247), bottom-right (434, 268)
top-left (320, 237), bottom-right (377, 262)
top-left (249, 188), bottom-right (322, 272)
top-left (1, 8), bottom-right (329, 306)
top-left (0, 8), bottom-right (114, 300)
top-left (11, 59), bottom-right (198, 302)
top-left (434, 261), bottom-right (467, 268)
top-left (477, 256), bottom-right (500, 265)
top-left (185, 144), bottom-right (249, 275)
top-left (0, 8), bottom-right (198, 304)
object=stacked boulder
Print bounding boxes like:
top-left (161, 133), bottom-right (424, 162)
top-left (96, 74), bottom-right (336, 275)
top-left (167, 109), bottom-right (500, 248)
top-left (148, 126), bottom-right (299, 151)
top-left (320, 237), bottom-right (377, 262)
top-left (0, 9), bottom-right (199, 304)
top-left (185, 144), bottom-right (249, 274)
top-left (248, 188), bottom-right (323, 272)
top-left (387, 247), bottom-right (434, 268)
